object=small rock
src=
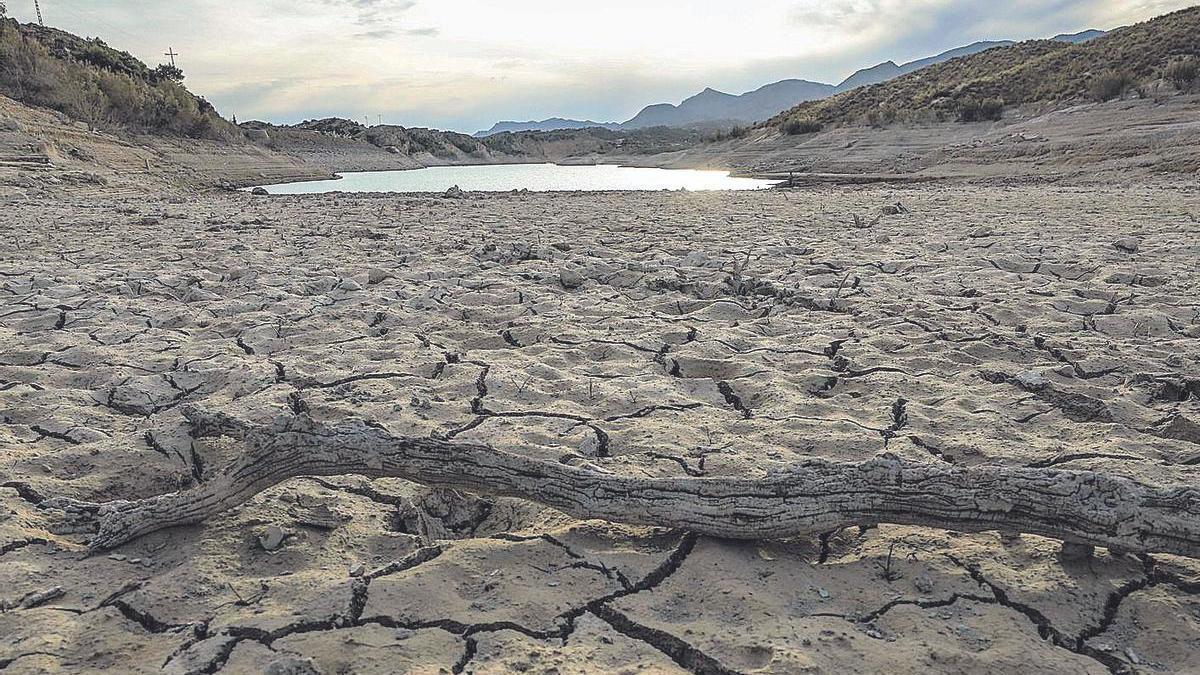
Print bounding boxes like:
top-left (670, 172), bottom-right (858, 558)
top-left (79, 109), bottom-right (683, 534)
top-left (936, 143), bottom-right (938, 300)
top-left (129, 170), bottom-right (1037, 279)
top-left (349, 563), bottom-right (366, 578)
top-left (969, 226), bottom-right (995, 238)
top-left (264, 655), bottom-right (323, 675)
top-left (251, 187), bottom-right (269, 196)
top-left (559, 268), bottom-right (585, 290)
top-left (875, 235), bottom-right (892, 244)
top-left (291, 504), bottom-right (351, 530)
top-left (367, 268), bottom-right (391, 285)
top-left (1059, 542), bottom-right (1094, 561)
top-left (1113, 237), bottom-right (1140, 253)
top-left (1014, 370), bottom-right (1049, 391)
top-left (577, 433), bottom-right (601, 456)
top-left (444, 185), bottom-right (466, 199)
top-left (259, 525), bottom-right (286, 551)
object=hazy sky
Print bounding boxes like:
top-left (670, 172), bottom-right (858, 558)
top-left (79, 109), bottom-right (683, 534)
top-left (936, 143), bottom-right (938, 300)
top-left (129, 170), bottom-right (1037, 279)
top-left (5, 1), bottom-right (1195, 132)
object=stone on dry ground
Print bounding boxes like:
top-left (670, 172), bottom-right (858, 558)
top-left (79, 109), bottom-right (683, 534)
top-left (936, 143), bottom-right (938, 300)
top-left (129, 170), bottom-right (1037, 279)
top-left (1, 184), bottom-right (1199, 674)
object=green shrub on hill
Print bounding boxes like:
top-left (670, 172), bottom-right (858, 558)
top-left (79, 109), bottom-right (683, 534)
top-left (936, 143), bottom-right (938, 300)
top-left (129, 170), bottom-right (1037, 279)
top-left (0, 19), bottom-right (233, 138)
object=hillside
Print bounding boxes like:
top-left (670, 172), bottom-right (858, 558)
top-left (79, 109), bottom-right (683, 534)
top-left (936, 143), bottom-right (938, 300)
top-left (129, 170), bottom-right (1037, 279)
top-left (772, 6), bottom-right (1200, 131)
top-left (832, 32), bottom-right (1103, 91)
top-left (475, 118), bottom-right (621, 137)
top-left (835, 40), bottom-right (1016, 90)
top-left (241, 117), bottom-right (708, 172)
top-left (0, 18), bottom-right (235, 139)
top-left (622, 80), bottom-right (837, 129)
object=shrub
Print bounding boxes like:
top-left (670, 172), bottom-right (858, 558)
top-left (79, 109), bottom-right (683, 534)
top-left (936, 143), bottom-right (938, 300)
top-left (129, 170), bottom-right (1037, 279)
top-left (1165, 57), bottom-right (1199, 91)
top-left (74, 40), bottom-right (150, 79)
top-left (957, 97), bottom-right (1005, 122)
top-left (151, 63), bottom-right (185, 83)
top-left (703, 125), bottom-right (751, 143)
top-left (0, 24), bottom-right (232, 139)
top-left (782, 118), bottom-right (822, 135)
top-left (1089, 70), bottom-right (1135, 101)
top-left (865, 105), bottom-right (898, 128)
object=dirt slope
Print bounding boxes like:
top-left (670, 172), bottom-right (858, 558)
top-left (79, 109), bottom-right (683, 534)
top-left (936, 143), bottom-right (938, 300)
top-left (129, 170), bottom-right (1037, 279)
top-left (0, 94), bottom-right (330, 196)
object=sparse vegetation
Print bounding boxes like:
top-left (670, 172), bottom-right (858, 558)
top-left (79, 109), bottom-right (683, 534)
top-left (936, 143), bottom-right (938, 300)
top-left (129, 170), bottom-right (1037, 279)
top-left (0, 19), bottom-right (233, 138)
top-left (1089, 69), bottom-right (1136, 101)
top-left (770, 6), bottom-right (1200, 132)
top-left (1165, 57), bottom-right (1198, 91)
top-left (957, 97), bottom-right (1005, 122)
top-left (703, 125), bottom-right (751, 142)
top-left (864, 105), bottom-right (898, 128)
top-left (782, 118), bottom-right (822, 135)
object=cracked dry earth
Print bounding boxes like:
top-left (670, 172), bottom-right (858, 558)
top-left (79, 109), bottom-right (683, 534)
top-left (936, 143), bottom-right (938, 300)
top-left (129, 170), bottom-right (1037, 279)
top-left (2, 183), bottom-right (1200, 675)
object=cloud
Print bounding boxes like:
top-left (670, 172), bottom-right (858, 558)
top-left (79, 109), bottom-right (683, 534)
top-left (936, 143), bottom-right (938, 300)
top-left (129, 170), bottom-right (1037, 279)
top-left (8, 0), bottom-right (1196, 133)
top-left (318, 0), bottom-right (418, 27)
top-left (355, 29), bottom-right (397, 39)
top-left (354, 26), bottom-right (438, 39)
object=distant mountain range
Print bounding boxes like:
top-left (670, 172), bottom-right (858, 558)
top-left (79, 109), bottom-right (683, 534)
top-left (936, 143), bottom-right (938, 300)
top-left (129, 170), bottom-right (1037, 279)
top-left (474, 29), bottom-right (1106, 136)
top-left (475, 118), bottom-right (622, 137)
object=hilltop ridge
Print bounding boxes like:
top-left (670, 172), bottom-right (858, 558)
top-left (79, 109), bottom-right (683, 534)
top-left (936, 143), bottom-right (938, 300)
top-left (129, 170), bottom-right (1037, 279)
top-left (771, 6), bottom-right (1199, 131)
top-left (0, 18), bottom-right (233, 139)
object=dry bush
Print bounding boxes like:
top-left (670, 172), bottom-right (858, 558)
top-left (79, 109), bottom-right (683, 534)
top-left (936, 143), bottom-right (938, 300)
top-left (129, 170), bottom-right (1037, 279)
top-left (781, 118), bottom-right (823, 135)
top-left (1165, 57), bottom-right (1199, 91)
top-left (957, 97), bottom-right (1005, 122)
top-left (1089, 70), bottom-right (1136, 101)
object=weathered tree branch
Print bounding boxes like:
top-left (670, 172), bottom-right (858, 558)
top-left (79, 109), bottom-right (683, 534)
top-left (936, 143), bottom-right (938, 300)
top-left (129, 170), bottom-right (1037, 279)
top-left (42, 406), bottom-right (1200, 557)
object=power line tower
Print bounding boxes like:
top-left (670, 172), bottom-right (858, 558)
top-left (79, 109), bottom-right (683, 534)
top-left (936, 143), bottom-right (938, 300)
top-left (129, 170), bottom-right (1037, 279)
top-left (164, 47), bottom-right (178, 67)
top-left (34, 0), bottom-right (44, 25)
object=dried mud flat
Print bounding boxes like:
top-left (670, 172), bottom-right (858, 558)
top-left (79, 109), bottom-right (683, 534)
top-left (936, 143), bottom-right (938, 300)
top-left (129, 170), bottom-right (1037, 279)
top-left (2, 184), bottom-right (1199, 674)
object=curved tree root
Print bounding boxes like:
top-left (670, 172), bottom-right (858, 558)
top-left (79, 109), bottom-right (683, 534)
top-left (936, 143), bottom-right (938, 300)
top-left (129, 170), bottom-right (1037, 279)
top-left (41, 406), bottom-right (1200, 556)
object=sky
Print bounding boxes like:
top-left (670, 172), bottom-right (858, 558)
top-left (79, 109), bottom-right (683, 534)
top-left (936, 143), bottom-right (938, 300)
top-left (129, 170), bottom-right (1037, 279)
top-left (4, 1), bottom-right (1196, 132)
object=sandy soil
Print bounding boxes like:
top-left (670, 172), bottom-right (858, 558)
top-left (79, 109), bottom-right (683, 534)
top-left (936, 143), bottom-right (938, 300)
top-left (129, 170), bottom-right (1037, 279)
top-left (2, 184), bottom-right (1199, 674)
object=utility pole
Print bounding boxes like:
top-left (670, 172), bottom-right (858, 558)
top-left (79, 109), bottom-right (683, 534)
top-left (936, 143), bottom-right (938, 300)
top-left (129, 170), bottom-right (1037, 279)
top-left (164, 47), bottom-right (178, 67)
top-left (34, 0), bottom-right (44, 25)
